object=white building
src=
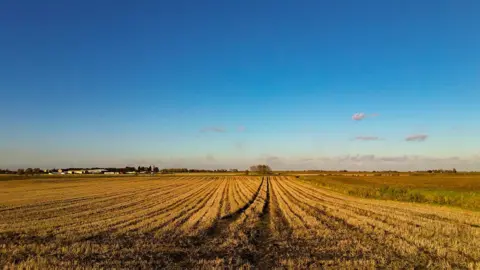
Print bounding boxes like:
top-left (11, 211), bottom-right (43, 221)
top-left (87, 169), bottom-right (107, 174)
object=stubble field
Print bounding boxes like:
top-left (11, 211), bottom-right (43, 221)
top-left (1, 176), bottom-right (479, 269)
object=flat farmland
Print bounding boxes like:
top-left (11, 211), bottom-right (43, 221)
top-left (299, 174), bottom-right (480, 211)
top-left (1, 176), bottom-right (479, 269)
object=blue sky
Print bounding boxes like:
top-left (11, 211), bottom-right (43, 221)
top-left (1, 0), bottom-right (479, 170)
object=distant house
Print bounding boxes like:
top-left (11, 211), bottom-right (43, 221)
top-left (104, 172), bottom-right (120, 175)
top-left (67, 171), bottom-right (84, 174)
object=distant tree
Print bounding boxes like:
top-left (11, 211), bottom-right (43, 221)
top-left (153, 167), bottom-right (159, 173)
top-left (33, 168), bottom-right (41, 174)
top-left (25, 168), bottom-right (33, 175)
top-left (452, 168), bottom-right (457, 174)
top-left (125, 167), bottom-right (136, 173)
top-left (245, 170), bottom-right (249, 175)
top-left (17, 168), bottom-right (25, 175)
top-left (249, 165), bottom-right (272, 175)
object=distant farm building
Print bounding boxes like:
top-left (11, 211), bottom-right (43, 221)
top-left (67, 170), bottom-right (85, 174)
top-left (87, 169), bottom-right (107, 174)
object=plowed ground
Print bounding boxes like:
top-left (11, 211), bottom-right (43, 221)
top-left (1, 176), bottom-right (479, 269)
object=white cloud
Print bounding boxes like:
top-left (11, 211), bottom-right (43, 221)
top-left (405, 134), bottom-right (428, 142)
top-left (354, 136), bottom-right (381, 141)
top-left (352, 112), bottom-right (379, 121)
top-left (352, 113), bottom-right (366, 120)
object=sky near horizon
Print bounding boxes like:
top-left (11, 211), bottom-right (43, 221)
top-left (1, 0), bottom-right (479, 170)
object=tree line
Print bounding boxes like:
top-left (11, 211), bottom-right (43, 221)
top-left (1, 166), bottom-right (462, 176)
top-left (0, 167), bottom-right (242, 175)
top-left (160, 168), bottom-right (239, 174)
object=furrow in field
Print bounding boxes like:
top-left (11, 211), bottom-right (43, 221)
top-left (51, 178), bottom-right (217, 237)
top-left (270, 176), bottom-right (409, 268)
top-left (134, 178), bottom-right (224, 236)
top-left (173, 178), bottom-right (228, 237)
top-left (280, 177), bottom-right (479, 268)
top-left (111, 178), bottom-right (220, 235)
top-left (227, 178), bottom-right (245, 214)
top-left (232, 178), bottom-right (244, 210)
top-left (221, 178), bottom-right (231, 217)
top-left (0, 178), bottom-right (152, 207)
top-left (0, 180), bottom-right (193, 225)
top-left (235, 179), bottom-right (254, 206)
top-left (0, 179), bottom-right (204, 234)
top-left (202, 176), bottom-right (269, 268)
top-left (269, 177), bottom-right (311, 232)
top-left (0, 178), bottom-right (185, 215)
top-left (285, 178), bottom-right (480, 259)
top-left (268, 177), bottom-right (294, 240)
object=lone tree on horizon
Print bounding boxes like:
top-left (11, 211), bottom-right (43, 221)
top-left (249, 164), bottom-right (272, 175)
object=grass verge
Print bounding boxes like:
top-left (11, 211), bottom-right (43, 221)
top-left (299, 175), bottom-right (480, 211)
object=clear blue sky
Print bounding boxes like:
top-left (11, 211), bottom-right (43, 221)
top-left (1, 0), bottom-right (479, 170)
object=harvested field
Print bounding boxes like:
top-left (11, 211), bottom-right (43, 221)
top-left (1, 176), bottom-right (479, 269)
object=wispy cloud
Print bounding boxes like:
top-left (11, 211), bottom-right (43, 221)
top-left (352, 112), bottom-right (379, 121)
top-left (266, 156), bottom-right (281, 163)
top-left (354, 136), bottom-right (381, 141)
top-left (279, 155), bottom-right (475, 171)
top-left (379, 156), bottom-right (408, 162)
top-left (200, 127), bottom-right (226, 133)
top-left (405, 134), bottom-right (428, 142)
top-left (352, 113), bottom-right (366, 120)
top-left (262, 155), bottom-right (284, 166)
top-left (238, 126), bottom-right (246, 132)
top-left (349, 154), bottom-right (376, 161)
